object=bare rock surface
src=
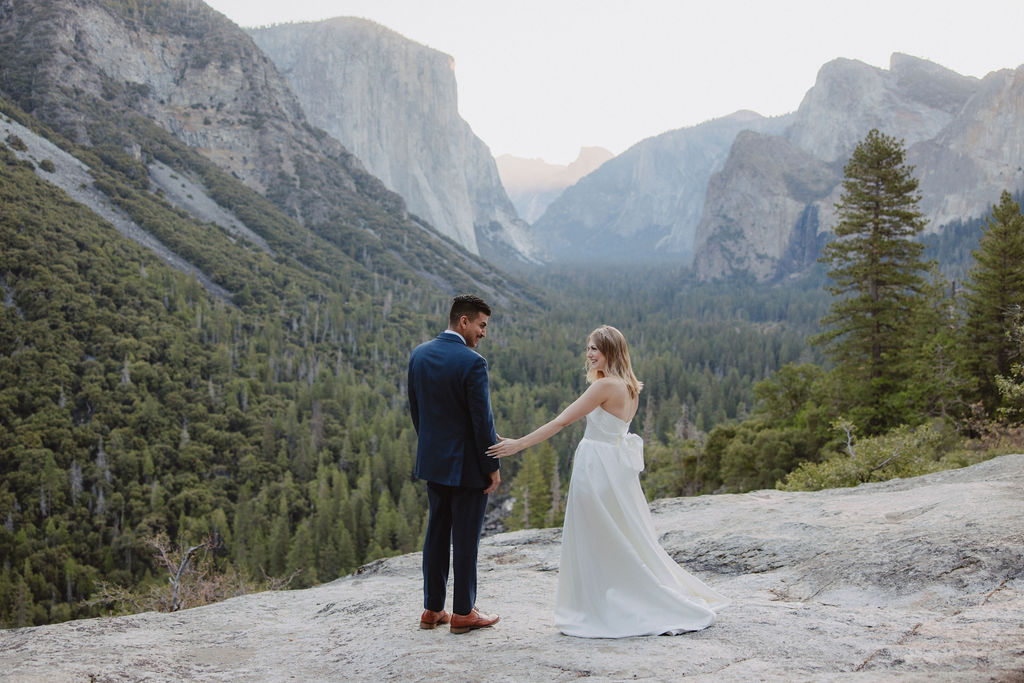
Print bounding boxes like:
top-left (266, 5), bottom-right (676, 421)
top-left (148, 161), bottom-right (274, 256)
top-left (2, 455), bottom-right (1023, 682)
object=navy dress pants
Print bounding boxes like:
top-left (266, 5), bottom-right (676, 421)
top-left (423, 481), bottom-right (488, 615)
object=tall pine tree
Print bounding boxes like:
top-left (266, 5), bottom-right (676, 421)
top-left (813, 129), bottom-right (930, 432)
top-left (962, 190), bottom-right (1024, 413)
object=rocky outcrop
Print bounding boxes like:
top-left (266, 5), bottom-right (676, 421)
top-left (694, 54), bottom-right (1024, 282)
top-left (249, 18), bottom-right (544, 263)
top-left (693, 132), bottom-right (839, 281)
top-left (496, 147), bottom-right (613, 223)
top-left (2, 0), bottom-right (323, 198)
top-left (914, 65), bottom-right (1024, 229)
top-left (786, 54), bottom-right (978, 163)
top-left (3, 454), bottom-right (1021, 680)
top-left (532, 111), bottom-right (790, 262)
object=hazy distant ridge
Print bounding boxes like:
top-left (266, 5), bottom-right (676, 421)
top-left (695, 54), bottom-right (1024, 280)
top-left (532, 111), bottom-right (790, 263)
top-left (496, 147), bottom-right (613, 223)
top-left (533, 53), bottom-right (1024, 279)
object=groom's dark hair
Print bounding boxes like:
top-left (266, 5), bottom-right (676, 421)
top-left (449, 294), bottom-right (491, 326)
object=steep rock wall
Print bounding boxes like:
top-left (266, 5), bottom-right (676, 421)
top-left (250, 18), bottom-right (543, 263)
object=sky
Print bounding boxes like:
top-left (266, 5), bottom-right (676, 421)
top-left (204, 0), bottom-right (1024, 165)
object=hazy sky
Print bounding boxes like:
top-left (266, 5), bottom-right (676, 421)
top-left (204, 0), bottom-right (1024, 165)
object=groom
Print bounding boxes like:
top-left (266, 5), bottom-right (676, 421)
top-left (407, 294), bottom-right (501, 634)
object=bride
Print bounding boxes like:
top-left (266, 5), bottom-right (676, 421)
top-left (487, 325), bottom-right (729, 638)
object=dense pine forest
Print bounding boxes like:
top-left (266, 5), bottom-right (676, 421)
top-left (3, 93), bottom-right (1024, 630)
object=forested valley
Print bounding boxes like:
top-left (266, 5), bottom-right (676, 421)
top-left (2, 96), bottom-right (1023, 630)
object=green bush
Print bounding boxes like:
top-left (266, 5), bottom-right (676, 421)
top-left (779, 419), bottom-right (956, 491)
top-left (4, 133), bottom-right (26, 151)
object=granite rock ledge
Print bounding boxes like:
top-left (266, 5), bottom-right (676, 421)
top-left (1, 455), bottom-right (1022, 681)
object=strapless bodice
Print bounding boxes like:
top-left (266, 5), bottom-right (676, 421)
top-left (581, 406), bottom-right (644, 472)
top-left (582, 406), bottom-right (630, 443)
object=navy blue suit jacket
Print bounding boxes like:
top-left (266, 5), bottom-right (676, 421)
top-left (408, 333), bottom-right (499, 489)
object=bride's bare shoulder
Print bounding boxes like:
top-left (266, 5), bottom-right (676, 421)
top-left (592, 376), bottom-right (630, 396)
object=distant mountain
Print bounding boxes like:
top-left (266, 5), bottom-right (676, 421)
top-left (531, 111), bottom-right (790, 262)
top-left (249, 17), bottom-right (543, 264)
top-left (693, 54), bottom-right (1024, 281)
top-left (0, 0), bottom-right (529, 296)
top-left (496, 147), bottom-right (613, 223)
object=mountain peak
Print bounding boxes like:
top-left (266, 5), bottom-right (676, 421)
top-left (565, 146), bottom-right (614, 173)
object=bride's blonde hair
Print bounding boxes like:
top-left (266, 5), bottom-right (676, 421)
top-left (585, 325), bottom-right (643, 399)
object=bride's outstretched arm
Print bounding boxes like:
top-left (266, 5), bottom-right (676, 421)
top-left (487, 379), bottom-right (613, 458)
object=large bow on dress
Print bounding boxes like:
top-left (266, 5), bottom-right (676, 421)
top-left (619, 433), bottom-right (644, 472)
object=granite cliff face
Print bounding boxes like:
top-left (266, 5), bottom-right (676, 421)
top-left (532, 111), bottom-right (790, 262)
top-left (915, 64), bottom-right (1024, 230)
top-left (249, 18), bottom-right (543, 263)
top-left (2, 454), bottom-right (1021, 680)
top-left (693, 54), bottom-right (1024, 282)
top-left (693, 132), bottom-right (839, 282)
top-left (786, 54), bottom-right (978, 163)
top-left (0, 0), bottom-right (520, 297)
top-left (2, 0), bottom-right (339, 202)
top-left (496, 147), bottom-right (613, 224)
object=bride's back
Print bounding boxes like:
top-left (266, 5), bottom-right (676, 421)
top-left (596, 377), bottom-right (638, 423)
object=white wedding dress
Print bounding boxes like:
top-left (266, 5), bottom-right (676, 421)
top-left (554, 406), bottom-right (730, 638)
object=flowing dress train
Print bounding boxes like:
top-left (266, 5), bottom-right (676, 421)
top-left (554, 406), bottom-right (730, 638)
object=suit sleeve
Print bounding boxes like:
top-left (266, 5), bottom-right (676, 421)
top-left (407, 356), bottom-right (419, 433)
top-left (466, 355), bottom-right (499, 474)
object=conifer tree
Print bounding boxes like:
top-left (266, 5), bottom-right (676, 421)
top-left (961, 190), bottom-right (1024, 413)
top-left (994, 311), bottom-right (1024, 422)
top-left (285, 519), bottom-right (315, 587)
top-left (266, 497), bottom-right (291, 576)
top-left (813, 129), bottom-right (930, 432)
top-left (905, 266), bottom-right (966, 419)
top-left (335, 525), bottom-right (357, 573)
top-left (508, 443), bottom-right (557, 530)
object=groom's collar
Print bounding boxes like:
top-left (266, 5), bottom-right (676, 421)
top-left (441, 329), bottom-right (466, 345)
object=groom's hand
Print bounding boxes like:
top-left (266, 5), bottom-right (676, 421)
top-left (483, 469), bottom-right (500, 494)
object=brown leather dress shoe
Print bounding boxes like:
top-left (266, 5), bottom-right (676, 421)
top-left (419, 609), bottom-right (451, 629)
top-left (449, 608), bottom-right (499, 634)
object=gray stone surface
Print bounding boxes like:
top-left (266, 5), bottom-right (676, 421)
top-left (2, 455), bottom-right (1022, 681)
top-left (786, 54), bottom-right (975, 164)
top-left (692, 130), bottom-right (838, 281)
top-left (148, 161), bottom-right (273, 256)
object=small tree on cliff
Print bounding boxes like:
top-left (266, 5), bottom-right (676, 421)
top-left (813, 129), bottom-right (930, 433)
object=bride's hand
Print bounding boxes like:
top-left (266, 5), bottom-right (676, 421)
top-left (487, 436), bottom-right (521, 459)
